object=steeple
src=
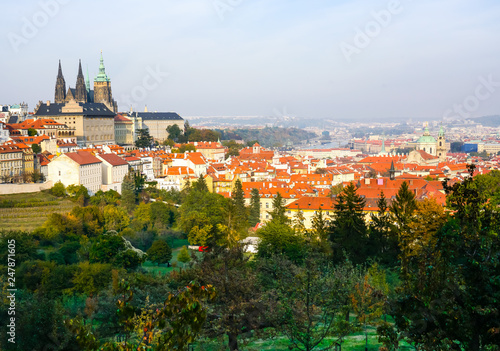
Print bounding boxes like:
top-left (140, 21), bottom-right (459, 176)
top-left (94, 51), bottom-right (109, 82)
top-left (438, 124), bottom-right (445, 137)
top-left (85, 66), bottom-right (91, 93)
top-left (379, 134), bottom-right (388, 155)
top-left (389, 160), bottom-right (396, 181)
top-left (54, 60), bottom-right (66, 103)
top-left (75, 59), bottom-right (88, 103)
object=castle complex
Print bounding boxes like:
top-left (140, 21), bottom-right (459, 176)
top-left (54, 53), bottom-right (117, 112)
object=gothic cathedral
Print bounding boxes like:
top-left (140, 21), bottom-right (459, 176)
top-left (54, 53), bottom-right (117, 113)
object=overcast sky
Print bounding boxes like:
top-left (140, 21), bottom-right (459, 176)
top-left (1, 0), bottom-right (500, 121)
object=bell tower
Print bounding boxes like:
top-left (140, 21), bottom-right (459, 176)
top-left (437, 125), bottom-right (447, 162)
top-left (93, 52), bottom-right (116, 112)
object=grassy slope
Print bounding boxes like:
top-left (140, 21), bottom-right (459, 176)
top-left (0, 191), bottom-right (75, 232)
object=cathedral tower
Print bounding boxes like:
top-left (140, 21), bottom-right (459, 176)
top-left (54, 60), bottom-right (66, 103)
top-left (94, 52), bottom-right (116, 112)
top-left (75, 60), bottom-right (88, 103)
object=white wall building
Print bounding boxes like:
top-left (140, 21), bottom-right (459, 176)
top-left (48, 151), bottom-right (102, 195)
top-left (97, 153), bottom-right (129, 193)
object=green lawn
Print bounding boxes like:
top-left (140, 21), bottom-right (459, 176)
top-left (194, 324), bottom-right (415, 350)
top-left (0, 191), bottom-right (76, 232)
top-left (142, 245), bottom-right (200, 276)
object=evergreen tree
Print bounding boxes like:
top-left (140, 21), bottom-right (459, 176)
top-left (248, 188), bottom-right (261, 227)
top-left (193, 174), bottom-right (208, 192)
top-left (389, 181), bottom-right (417, 277)
top-left (269, 192), bottom-right (289, 224)
top-left (135, 129), bottom-right (153, 148)
top-left (293, 210), bottom-right (307, 234)
top-left (231, 179), bottom-right (248, 232)
top-left (311, 207), bottom-right (329, 242)
top-left (389, 181), bottom-right (416, 232)
top-left (121, 172), bottom-right (136, 212)
top-left (368, 191), bottom-right (397, 266)
top-left (329, 182), bottom-right (368, 264)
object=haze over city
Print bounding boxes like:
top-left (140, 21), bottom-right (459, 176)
top-left (2, 0), bottom-right (500, 120)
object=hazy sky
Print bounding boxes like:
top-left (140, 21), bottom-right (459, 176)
top-left (1, 0), bottom-right (500, 121)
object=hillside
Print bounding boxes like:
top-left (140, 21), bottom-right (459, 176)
top-left (468, 115), bottom-right (500, 127)
top-left (0, 191), bottom-right (75, 232)
top-left (219, 127), bottom-right (317, 148)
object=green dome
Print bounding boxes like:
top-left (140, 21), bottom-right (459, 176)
top-left (417, 135), bottom-right (436, 143)
top-left (417, 126), bottom-right (436, 144)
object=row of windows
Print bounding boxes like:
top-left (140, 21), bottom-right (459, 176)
top-left (87, 135), bottom-right (114, 141)
top-left (0, 153), bottom-right (22, 160)
top-left (1, 161), bottom-right (22, 168)
top-left (86, 125), bottom-right (113, 131)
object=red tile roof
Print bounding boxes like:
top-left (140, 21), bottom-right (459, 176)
top-left (65, 151), bottom-right (102, 165)
top-left (98, 153), bottom-right (128, 166)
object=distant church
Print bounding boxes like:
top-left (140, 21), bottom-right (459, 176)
top-left (54, 53), bottom-right (117, 113)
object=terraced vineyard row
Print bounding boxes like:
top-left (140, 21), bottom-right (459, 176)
top-left (0, 191), bottom-right (76, 232)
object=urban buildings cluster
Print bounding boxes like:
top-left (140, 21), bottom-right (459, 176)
top-left (2, 55), bottom-right (500, 228)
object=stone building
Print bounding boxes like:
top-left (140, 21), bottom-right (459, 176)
top-left (128, 111), bottom-right (184, 142)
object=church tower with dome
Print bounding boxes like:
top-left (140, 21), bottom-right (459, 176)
top-left (416, 125), bottom-right (437, 156)
top-left (436, 125), bottom-right (447, 162)
top-left (414, 124), bottom-right (447, 161)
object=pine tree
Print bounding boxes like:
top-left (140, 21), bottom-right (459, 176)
top-left (329, 182), bottom-right (368, 264)
top-left (121, 172), bottom-right (136, 212)
top-left (368, 191), bottom-right (397, 266)
top-left (231, 179), bottom-right (248, 232)
top-left (312, 207), bottom-right (328, 242)
top-left (248, 188), bottom-right (261, 227)
top-left (193, 174), bottom-right (208, 192)
top-left (389, 181), bottom-right (417, 277)
top-left (389, 181), bottom-right (416, 231)
top-left (270, 192), bottom-right (289, 224)
top-left (293, 210), bottom-right (307, 234)
top-left (135, 129), bottom-right (153, 148)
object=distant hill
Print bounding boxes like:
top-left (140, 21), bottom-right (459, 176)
top-left (468, 115), bottom-right (500, 127)
top-left (219, 127), bottom-right (317, 148)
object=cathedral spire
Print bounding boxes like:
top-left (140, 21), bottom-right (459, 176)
top-left (95, 51), bottom-right (109, 82)
top-left (85, 65), bottom-right (90, 93)
top-left (54, 60), bottom-right (66, 103)
top-left (75, 59), bottom-right (88, 103)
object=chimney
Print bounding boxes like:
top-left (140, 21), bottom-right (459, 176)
top-left (46, 101), bottom-right (50, 106)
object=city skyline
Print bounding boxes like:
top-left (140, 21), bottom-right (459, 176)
top-left (1, 0), bottom-right (500, 120)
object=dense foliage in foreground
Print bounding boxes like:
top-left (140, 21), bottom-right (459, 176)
top-left (0, 165), bottom-right (499, 350)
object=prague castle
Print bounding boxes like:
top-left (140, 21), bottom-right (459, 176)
top-left (54, 53), bottom-right (117, 112)
top-left (34, 53), bottom-right (117, 146)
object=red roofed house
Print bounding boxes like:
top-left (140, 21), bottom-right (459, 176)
top-left (48, 151), bottom-right (102, 195)
top-left (189, 141), bottom-right (226, 162)
top-left (286, 197), bottom-right (336, 229)
top-left (97, 153), bottom-right (129, 193)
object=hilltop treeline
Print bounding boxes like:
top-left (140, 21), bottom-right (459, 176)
top-left (218, 127), bottom-right (317, 148)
